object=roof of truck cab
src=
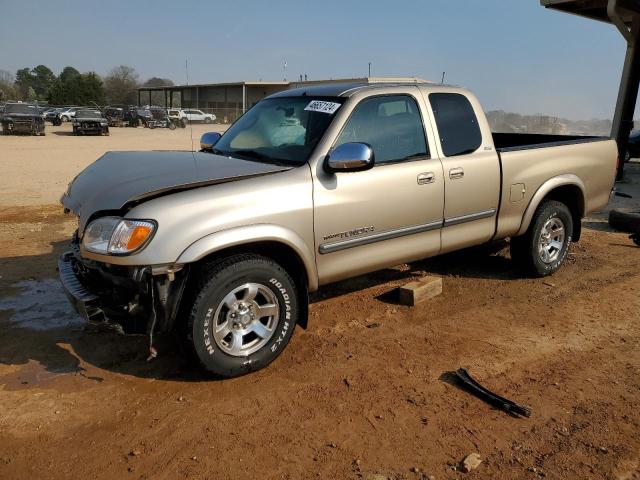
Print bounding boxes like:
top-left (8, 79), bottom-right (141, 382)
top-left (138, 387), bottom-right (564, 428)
top-left (269, 78), bottom-right (438, 99)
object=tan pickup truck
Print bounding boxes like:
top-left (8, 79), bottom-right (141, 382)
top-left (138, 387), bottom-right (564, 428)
top-left (59, 79), bottom-right (618, 377)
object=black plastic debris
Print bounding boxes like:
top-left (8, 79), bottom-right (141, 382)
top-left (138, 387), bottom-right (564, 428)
top-left (454, 368), bottom-right (532, 418)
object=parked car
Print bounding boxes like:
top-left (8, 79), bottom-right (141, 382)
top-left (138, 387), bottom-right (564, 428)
top-left (72, 109), bottom-right (109, 135)
top-left (182, 109), bottom-right (216, 124)
top-left (59, 107), bottom-right (81, 122)
top-left (2, 102), bottom-right (46, 135)
top-left (145, 107), bottom-right (176, 129)
top-left (58, 80), bottom-right (617, 377)
top-left (625, 130), bottom-right (640, 161)
top-left (134, 107), bottom-right (154, 127)
top-left (167, 109), bottom-right (188, 128)
top-left (104, 105), bottom-right (138, 127)
top-left (44, 107), bottom-right (63, 123)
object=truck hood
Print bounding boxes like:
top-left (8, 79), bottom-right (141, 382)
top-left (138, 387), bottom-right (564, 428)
top-left (61, 150), bottom-right (292, 230)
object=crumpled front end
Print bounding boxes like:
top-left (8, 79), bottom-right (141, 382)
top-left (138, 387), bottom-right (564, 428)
top-left (58, 232), bottom-right (188, 336)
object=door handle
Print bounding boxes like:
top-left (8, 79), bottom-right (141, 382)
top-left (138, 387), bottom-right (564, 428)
top-left (449, 167), bottom-right (464, 180)
top-left (417, 172), bottom-right (435, 185)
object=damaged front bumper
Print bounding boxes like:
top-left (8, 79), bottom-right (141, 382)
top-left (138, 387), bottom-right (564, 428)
top-left (57, 251), bottom-right (188, 336)
top-left (58, 252), bottom-right (107, 325)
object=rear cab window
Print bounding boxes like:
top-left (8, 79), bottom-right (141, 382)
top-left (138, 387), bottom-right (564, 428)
top-left (429, 93), bottom-right (482, 157)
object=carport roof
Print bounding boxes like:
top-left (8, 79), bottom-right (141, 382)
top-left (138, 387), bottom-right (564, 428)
top-left (137, 81), bottom-right (289, 91)
top-left (541, 0), bottom-right (640, 24)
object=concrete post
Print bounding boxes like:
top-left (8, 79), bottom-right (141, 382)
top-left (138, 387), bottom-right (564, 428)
top-left (242, 84), bottom-right (246, 113)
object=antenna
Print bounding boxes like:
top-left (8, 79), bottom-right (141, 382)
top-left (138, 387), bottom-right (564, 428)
top-left (185, 59), bottom-right (195, 152)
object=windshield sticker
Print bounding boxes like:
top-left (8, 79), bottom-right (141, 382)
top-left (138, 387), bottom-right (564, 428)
top-left (304, 100), bottom-right (341, 114)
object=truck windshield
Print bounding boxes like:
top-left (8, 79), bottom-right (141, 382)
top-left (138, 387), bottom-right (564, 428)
top-left (5, 104), bottom-right (39, 115)
top-left (213, 97), bottom-right (344, 165)
top-left (76, 110), bottom-right (102, 118)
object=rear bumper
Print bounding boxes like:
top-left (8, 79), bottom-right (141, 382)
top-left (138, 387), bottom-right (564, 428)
top-left (58, 252), bottom-right (107, 324)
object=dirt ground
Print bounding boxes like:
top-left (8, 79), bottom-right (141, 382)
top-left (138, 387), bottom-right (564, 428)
top-left (1, 124), bottom-right (639, 480)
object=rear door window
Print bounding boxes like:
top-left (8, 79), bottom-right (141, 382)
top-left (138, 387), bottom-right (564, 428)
top-left (429, 93), bottom-right (482, 157)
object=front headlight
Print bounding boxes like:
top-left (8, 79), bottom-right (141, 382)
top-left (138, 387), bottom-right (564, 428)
top-left (83, 217), bottom-right (156, 255)
top-left (100, 121), bottom-right (107, 126)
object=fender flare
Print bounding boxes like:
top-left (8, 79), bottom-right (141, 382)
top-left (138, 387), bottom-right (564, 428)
top-left (515, 174), bottom-right (586, 237)
top-left (176, 224), bottom-right (319, 291)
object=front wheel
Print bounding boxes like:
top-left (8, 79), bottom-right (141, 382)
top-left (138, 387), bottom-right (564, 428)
top-left (185, 254), bottom-right (300, 377)
top-left (204, 117), bottom-right (211, 124)
top-left (510, 200), bottom-right (573, 277)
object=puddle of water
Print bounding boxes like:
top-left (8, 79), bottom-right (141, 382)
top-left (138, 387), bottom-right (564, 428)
top-left (0, 359), bottom-right (78, 390)
top-left (0, 279), bottom-right (84, 330)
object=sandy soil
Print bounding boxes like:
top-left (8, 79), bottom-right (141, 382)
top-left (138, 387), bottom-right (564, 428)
top-left (0, 126), bottom-right (639, 480)
top-left (0, 123), bottom-right (226, 206)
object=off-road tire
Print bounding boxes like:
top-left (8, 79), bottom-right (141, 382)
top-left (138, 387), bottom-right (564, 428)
top-left (184, 254), bottom-right (300, 377)
top-left (510, 200), bottom-right (573, 277)
top-left (609, 208), bottom-right (640, 233)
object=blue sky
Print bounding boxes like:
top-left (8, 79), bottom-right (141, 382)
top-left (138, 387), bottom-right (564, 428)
top-left (0, 0), bottom-right (627, 119)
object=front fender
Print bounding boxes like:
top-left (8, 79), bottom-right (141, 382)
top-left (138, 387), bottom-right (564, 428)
top-left (516, 174), bottom-right (586, 236)
top-left (176, 224), bottom-right (319, 291)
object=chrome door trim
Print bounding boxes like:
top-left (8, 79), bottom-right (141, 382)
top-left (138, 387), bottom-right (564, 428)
top-left (444, 208), bottom-right (496, 227)
top-left (319, 220), bottom-right (443, 254)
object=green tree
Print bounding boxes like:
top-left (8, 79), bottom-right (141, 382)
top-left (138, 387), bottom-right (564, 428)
top-left (31, 65), bottom-right (56, 98)
top-left (104, 65), bottom-right (139, 104)
top-left (0, 70), bottom-right (18, 101)
top-left (47, 70), bottom-right (105, 106)
top-left (15, 67), bottom-right (34, 99)
top-left (59, 66), bottom-right (80, 83)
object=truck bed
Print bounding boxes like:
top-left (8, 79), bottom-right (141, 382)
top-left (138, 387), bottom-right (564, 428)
top-left (492, 132), bottom-right (607, 152)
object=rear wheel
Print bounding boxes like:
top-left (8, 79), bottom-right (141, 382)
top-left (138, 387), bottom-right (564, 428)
top-left (510, 200), bottom-right (573, 277)
top-left (184, 254), bottom-right (300, 377)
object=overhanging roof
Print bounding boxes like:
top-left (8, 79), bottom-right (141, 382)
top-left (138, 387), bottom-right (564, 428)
top-left (137, 81), bottom-right (289, 92)
top-left (541, 0), bottom-right (640, 24)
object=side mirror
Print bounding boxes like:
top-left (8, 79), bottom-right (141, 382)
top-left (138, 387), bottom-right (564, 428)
top-left (325, 143), bottom-right (375, 173)
top-left (200, 132), bottom-right (222, 151)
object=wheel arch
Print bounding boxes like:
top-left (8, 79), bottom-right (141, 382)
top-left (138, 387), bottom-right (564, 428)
top-left (177, 224), bottom-right (318, 293)
top-left (516, 175), bottom-right (586, 240)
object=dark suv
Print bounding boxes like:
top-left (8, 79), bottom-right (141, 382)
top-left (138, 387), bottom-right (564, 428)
top-left (2, 103), bottom-right (45, 135)
top-left (73, 109), bottom-right (110, 135)
top-left (104, 105), bottom-right (138, 127)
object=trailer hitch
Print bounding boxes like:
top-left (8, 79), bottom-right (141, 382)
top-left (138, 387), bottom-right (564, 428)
top-left (454, 368), bottom-right (532, 418)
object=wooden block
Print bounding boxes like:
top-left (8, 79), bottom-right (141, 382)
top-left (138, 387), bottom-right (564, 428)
top-left (398, 276), bottom-right (442, 306)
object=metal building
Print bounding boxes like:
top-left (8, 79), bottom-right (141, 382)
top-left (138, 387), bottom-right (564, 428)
top-left (137, 81), bottom-right (288, 123)
top-left (137, 77), bottom-right (428, 124)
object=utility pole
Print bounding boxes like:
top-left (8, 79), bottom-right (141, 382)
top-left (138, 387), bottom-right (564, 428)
top-left (368, 62), bottom-right (372, 77)
top-left (441, 72), bottom-right (446, 84)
